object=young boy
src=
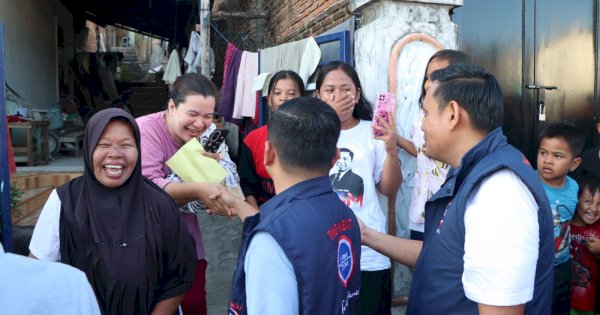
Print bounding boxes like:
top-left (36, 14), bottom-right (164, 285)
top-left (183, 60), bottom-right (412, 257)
top-left (570, 175), bottom-right (600, 315)
top-left (210, 97), bottom-right (362, 315)
top-left (537, 122), bottom-right (585, 314)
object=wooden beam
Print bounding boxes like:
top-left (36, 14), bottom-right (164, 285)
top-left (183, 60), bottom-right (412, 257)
top-left (200, 0), bottom-right (211, 77)
top-left (210, 11), bottom-right (268, 21)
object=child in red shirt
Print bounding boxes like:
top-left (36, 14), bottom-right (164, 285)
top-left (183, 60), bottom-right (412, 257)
top-left (570, 174), bottom-right (600, 314)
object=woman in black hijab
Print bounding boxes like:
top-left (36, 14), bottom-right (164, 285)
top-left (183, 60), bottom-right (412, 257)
top-left (29, 108), bottom-right (197, 314)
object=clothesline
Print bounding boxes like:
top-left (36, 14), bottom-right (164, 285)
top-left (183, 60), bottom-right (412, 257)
top-left (210, 22), bottom-right (230, 44)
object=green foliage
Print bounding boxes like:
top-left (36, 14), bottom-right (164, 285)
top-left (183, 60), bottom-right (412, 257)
top-left (10, 182), bottom-right (22, 218)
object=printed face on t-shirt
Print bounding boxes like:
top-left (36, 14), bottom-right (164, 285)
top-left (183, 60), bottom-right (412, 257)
top-left (336, 151), bottom-right (353, 173)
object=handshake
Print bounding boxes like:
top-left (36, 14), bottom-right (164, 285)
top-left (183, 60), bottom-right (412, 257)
top-left (206, 185), bottom-right (258, 222)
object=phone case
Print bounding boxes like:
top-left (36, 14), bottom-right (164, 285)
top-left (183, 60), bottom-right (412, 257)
top-left (372, 92), bottom-right (396, 137)
top-left (203, 128), bottom-right (229, 153)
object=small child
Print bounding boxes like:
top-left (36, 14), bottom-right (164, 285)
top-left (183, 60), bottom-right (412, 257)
top-left (537, 122), bottom-right (585, 314)
top-left (570, 175), bottom-right (600, 315)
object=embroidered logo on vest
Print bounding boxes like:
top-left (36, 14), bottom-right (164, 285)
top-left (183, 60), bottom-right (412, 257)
top-left (229, 302), bottom-right (242, 315)
top-left (337, 235), bottom-right (354, 287)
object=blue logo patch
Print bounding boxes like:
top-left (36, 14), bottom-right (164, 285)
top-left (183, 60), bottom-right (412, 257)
top-left (337, 235), bottom-right (354, 287)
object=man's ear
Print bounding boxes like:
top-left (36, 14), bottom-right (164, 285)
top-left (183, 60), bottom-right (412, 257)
top-left (263, 141), bottom-right (277, 167)
top-left (570, 157), bottom-right (582, 172)
top-left (331, 148), bottom-right (340, 168)
top-left (446, 100), bottom-right (461, 130)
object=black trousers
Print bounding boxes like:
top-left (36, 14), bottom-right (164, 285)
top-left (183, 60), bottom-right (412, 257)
top-left (360, 268), bottom-right (392, 315)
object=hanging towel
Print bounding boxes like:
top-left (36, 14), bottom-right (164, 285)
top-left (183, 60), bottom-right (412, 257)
top-left (218, 47), bottom-right (243, 121)
top-left (232, 51), bottom-right (259, 119)
top-left (162, 49), bottom-right (182, 84)
top-left (184, 31), bottom-right (216, 75)
top-left (254, 37), bottom-right (321, 96)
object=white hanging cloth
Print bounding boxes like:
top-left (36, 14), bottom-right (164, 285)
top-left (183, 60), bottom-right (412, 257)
top-left (184, 31), bottom-right (215, 75)
top-left (163, 49), bottom-right (182, 84)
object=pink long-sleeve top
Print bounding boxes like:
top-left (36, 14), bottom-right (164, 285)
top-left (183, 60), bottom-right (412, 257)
top-left (136, 111), bottom-right (205, 260)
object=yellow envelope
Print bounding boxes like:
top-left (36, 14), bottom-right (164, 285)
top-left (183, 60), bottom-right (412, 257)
top-left (166, 138), bottom-right (228, 184)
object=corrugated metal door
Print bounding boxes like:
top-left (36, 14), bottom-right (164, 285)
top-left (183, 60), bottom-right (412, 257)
top-left (453, 0), bottom-right (598, 162)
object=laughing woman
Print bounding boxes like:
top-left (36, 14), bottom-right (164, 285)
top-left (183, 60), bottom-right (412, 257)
top-left (29, 108), bottom-right (197, 314)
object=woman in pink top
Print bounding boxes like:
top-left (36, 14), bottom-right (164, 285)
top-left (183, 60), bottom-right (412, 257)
top-left (136, 73), bottom-right (224, 315)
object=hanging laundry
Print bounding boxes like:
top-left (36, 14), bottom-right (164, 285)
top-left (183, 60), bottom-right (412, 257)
top-left (232, 51), bottom-right (259, 119)
top-left (222, 43), bottom-right (237, 87)
top-left (218, 45), bottom-right (243, 122)
top-left (6, 125), bottom-right (16, 176)
top-left (163, 49), bottom-right (182, 84)
top-left (254, 37), bottom-right (321, 96)
top-left (184, 31), bottom-right (216, 76)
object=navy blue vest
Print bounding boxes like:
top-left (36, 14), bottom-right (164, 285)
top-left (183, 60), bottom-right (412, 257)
top-left (407, 128), bottom-right (554, 314)
top-left (229, 176), bottom-right (361, 315)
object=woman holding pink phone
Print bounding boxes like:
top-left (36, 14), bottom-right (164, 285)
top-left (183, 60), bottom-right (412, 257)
top-left (317, 61), bottom-right (402, 315)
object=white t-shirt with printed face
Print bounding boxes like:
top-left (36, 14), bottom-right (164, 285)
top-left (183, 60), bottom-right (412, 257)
top-left (330, 120), bottom-right (391, 271)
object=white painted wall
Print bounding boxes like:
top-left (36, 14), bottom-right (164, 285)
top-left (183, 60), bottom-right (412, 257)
top-left (349, 0), bottom-right (462, 300)
top-left (351, 0), bottom-right (460, 103)
top-left (0, 0), bottom-right (72, 110)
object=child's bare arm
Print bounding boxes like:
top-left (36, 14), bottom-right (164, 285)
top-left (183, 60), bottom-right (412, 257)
top-left (586, 236), bottom-right (600, 256)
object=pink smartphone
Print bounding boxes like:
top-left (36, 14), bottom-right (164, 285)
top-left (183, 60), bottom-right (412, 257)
top-left (372, 92), bottom-right (395, 137)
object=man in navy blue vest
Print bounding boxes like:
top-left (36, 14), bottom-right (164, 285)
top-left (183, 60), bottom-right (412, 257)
top-left (210, 97), bottom-right (362, 315)
top-left (359, 64), bottom-right (554, 314)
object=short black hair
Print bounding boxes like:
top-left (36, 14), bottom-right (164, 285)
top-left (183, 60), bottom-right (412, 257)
top-left (316, 61), bottom-right (373, 121)
top-left (268, 97), bottom-right (341, 173)
top-left (429, 64), bottom-right (504, 133)
top-left (170, 73), bottom-right (217, 107)
top-left (539, 122), bottom-right (586, 157)
top-left (339, 148), bottom-right (354, 161)
top-left (576, 174), bottom-right (600, 199)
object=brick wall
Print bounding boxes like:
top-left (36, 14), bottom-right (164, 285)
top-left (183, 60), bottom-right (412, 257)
top-left (269, 0), bottom-right (351, 44)
top-left (223, 0), bottom-right (352, 48)
top-left (211, 0), bottom-right (351, 85)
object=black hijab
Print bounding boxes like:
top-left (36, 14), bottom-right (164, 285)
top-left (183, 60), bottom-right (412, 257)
top-left (57, 108), bottom-right (196, 314)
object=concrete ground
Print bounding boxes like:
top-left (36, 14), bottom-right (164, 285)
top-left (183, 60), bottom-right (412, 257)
top-left (197, 210), bottom-right (242, 314)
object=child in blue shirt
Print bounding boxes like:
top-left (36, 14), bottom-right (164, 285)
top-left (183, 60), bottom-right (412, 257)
top-left (537, 122), bottom-right (585, 315)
